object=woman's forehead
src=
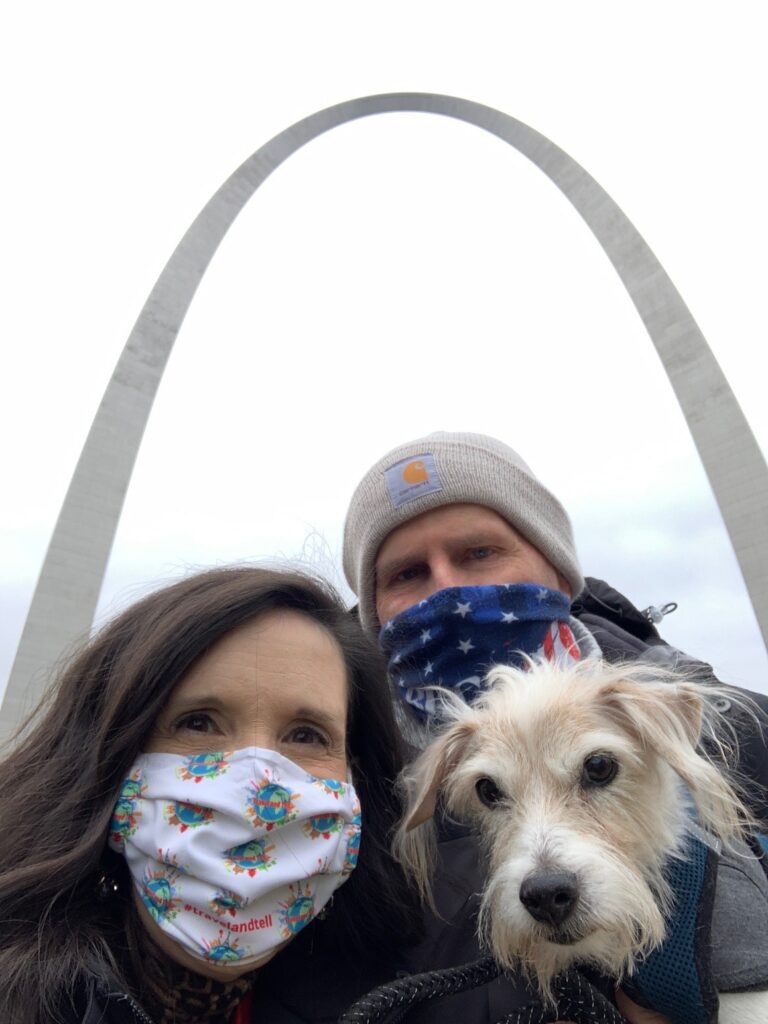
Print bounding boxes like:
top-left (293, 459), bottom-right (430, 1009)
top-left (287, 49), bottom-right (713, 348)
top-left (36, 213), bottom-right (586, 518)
top-left (169, 610), bottom-right (348, 709)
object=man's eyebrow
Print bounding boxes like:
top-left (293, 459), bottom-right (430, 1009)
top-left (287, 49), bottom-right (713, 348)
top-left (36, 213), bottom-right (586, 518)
top-left (448, 531), bottom-right (510, 549)
top-left (376, 531), bottom-right (514, 581)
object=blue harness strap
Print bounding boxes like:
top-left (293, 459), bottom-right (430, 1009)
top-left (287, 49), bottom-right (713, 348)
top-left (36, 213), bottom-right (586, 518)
top-left (624, 831), bottom-right (719, 1024)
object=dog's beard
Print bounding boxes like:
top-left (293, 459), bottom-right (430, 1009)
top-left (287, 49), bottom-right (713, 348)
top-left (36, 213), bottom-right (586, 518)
top-left (478, 831), bottom-right (669, 1003)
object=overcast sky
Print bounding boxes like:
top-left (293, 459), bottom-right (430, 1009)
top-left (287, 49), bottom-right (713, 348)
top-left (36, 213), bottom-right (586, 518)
top-left (2, 2), bottom-right (766, 706)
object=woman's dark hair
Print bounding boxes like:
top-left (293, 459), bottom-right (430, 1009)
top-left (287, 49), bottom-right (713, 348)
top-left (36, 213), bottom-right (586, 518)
top-left (0, 566), bottom-right (421, 1023)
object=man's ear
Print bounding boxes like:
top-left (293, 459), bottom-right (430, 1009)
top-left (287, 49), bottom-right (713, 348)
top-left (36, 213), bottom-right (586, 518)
top-left (402, 719), bottom-right (479, 830)
top-left (555, 572), bottom-right (572, 599)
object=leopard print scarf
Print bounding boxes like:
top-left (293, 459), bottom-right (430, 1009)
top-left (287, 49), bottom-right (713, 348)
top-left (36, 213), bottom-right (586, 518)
top-left (125, 906), bottom-right (255, 1024)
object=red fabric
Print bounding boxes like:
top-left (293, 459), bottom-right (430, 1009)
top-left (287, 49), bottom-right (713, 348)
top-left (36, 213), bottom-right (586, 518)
top-left (559, 622), bottom-right (580, 658)
top-left (232, 991), bottom-right (253, 1024)
top-left (542, 623), bottom-right (555, 659)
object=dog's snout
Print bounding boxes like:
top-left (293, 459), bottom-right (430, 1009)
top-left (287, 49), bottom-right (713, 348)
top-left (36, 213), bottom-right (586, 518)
top-left (519, 871), bottom-right (579, 927)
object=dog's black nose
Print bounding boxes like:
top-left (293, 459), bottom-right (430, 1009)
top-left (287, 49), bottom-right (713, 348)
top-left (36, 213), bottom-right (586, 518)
top-left (519, 871), bottom-right (579, 927)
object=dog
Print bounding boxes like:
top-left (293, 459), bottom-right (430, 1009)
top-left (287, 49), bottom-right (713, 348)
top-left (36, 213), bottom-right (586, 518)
top-left (394, 658), bottom-right (768, 1024)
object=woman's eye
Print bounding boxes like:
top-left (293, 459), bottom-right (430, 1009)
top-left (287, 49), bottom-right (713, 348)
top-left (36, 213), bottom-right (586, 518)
top-left (469, 547), bottom-right (494, 561)
top-left (175, 712), bottom-right (217, 734)
top-left (284, 725), bottom-right (330, 746)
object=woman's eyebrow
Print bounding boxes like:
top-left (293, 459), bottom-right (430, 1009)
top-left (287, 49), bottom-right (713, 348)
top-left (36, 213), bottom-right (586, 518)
top-left (165, 696), bottom-right (343, 729)
top-left (164, 694), bottom-right (227, 714)
top-left (291, 706), bottom-right (344, 729)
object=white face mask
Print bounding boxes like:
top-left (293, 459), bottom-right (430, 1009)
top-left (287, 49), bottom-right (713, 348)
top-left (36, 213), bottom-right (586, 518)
top-left (108, 747), bottom-right (361, 967)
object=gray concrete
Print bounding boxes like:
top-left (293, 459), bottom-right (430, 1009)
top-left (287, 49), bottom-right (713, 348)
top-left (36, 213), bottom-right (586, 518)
top-left (3, 93), bottom-right (766, 742)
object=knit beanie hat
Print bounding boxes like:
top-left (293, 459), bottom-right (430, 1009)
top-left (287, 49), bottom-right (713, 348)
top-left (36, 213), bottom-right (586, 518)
top-left (343, 431), bottom-right (584, 634)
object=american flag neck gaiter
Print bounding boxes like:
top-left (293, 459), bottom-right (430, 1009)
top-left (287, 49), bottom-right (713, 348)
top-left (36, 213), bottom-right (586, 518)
top-left (379, 583), bottom-right (581, 721)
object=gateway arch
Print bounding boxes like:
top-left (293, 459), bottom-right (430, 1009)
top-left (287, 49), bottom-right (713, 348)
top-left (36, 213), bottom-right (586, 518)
top-left (3, 93), bottom-right (767, 739)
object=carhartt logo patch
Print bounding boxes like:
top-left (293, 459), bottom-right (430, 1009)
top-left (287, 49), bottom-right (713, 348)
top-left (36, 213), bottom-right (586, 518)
top-left (384, 453), bottom-right (443, 509)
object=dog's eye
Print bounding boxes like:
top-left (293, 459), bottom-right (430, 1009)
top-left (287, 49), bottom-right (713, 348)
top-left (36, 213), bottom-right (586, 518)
top-left (475, 777), bottom-right (505, 807)
top-left (582, 753), bottom-right (619, 787)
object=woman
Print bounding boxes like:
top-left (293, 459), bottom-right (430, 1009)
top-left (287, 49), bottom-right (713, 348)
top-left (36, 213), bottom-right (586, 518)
top-left (0, 566), bottom-right (421, 1024)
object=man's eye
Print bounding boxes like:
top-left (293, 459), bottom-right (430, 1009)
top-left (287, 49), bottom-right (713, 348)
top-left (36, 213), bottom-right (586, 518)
top-left (469, 547), bottom-right (494, 560)
top-left (175, 712), bottom-right (217, 733)
top-left (393, 565), bottom-right (424, 584)
top-left (284, 725), bottom-right (330, 746)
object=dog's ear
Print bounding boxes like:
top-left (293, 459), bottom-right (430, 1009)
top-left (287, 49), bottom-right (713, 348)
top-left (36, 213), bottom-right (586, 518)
top-left (598, 677), bottom-right (703, 784)
top-left (394, 718), bottom-right (479, 906)
top-left (402, 719), bottom-right (479, 831)
top-left (598, 676), bottom-right (746, 841)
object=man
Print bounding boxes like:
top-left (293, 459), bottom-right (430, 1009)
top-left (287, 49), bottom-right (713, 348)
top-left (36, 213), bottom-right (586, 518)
top-left (343, 431), bottom-right (768, 1024)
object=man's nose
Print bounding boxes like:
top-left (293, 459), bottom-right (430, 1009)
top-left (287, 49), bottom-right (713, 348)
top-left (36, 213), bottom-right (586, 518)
top-left (428, 558), bottom-right (464, 595)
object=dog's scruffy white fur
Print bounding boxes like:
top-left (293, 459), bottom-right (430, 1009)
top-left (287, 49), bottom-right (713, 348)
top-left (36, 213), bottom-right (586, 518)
top-left (395, 658), bottom-right (767, 1023)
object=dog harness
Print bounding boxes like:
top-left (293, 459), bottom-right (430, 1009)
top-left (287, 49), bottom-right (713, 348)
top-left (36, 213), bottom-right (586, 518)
top-left (622, 819), bottom-right (768, 1023)
top-left (623, 825), bottom-right (719, 1024)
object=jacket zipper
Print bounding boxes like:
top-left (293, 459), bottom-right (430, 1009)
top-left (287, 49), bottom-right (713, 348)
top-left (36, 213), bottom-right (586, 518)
top-left (111, 992), bottom-right (156, 1024)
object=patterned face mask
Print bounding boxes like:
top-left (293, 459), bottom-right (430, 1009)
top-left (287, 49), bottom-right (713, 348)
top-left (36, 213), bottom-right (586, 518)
top-left (108, 747), bottom-right (361, 967)
top-left (379, 583), bottom-right (581, 720)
